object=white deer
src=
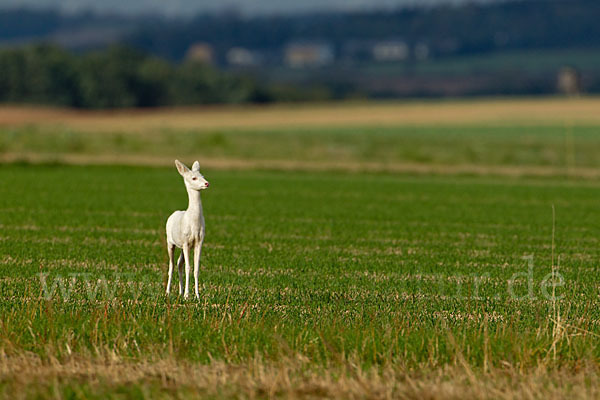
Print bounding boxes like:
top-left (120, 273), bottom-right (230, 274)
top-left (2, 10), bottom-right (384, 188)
top-left (166, 160), bottom-right (209, 299)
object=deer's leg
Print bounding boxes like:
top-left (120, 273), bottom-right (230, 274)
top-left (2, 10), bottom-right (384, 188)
top-left (193, 241), bottom-right (203, 299)
top-left (166, 243), bottom-right (176, 295)
top-left (183, 244), bottom-right (191, 299)
top-left (177, 252), bottom-right (184, 295)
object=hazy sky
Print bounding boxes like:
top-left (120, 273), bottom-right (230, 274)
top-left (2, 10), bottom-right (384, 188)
top-left (0, 0), bottom-right (505, 16)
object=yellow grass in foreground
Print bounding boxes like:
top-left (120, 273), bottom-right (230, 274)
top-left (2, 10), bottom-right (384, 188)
top-left (2, 354), bottom-right (599, 400)
top-left (1, 97), bottom-right (599, 132)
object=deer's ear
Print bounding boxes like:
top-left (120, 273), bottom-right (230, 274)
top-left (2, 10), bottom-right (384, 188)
top-left (192, 161), bottom-right (200, 172)
top-left (175, 160), bottom-right (189, 175)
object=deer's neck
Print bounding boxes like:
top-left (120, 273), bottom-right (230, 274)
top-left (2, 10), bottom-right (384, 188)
top-left (185, 187), bottom-right (203, 218)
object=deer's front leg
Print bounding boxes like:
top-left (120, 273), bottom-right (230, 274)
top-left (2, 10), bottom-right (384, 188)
top-left (183, 244), bottom-right (191, 299)
top-left (193, 241), bottom-right (202, 299)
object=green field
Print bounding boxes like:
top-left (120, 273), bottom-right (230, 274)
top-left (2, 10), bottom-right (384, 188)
top-left (2, 162), bottom-right (600, 398)
top-left (2, 100), bottom-right (600, 398)
top-left (2, 123), bottom-right (600, 177)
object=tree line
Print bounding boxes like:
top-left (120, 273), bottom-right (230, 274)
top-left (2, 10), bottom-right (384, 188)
top-left (0, 44), bottom-right (331, 108)
top-left (4, 1), bottom-right (600, 62)
top-left (126, 0), bottom-right (600, 61)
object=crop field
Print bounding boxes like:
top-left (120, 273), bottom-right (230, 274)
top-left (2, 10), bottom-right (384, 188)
top-left (2, 98), bottom-right (600, 179)
top-left (1, 99), bottom-right (600, 398)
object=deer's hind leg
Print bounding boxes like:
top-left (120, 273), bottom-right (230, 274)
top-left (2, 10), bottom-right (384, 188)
top-left (183, 244), bottom-right (191, 299)
top-left (177, 252), bottom-right (184, 295)
top-left (166, 243), bottom-right (176, 295)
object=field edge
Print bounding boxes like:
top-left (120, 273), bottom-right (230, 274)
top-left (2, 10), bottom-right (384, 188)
top-left (2, 354), bottom-right (600, 399)
top-left (2, 152), bottom-right (599, 179)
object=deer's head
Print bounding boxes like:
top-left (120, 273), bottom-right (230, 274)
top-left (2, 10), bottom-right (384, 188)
top-left (175, 160), bottom-right (210, 191)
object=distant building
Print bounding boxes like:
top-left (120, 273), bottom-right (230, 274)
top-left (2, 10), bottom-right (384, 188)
top-left (372, 41), bottom-right (409, 62)
top-left (284, 42), bottom-right (334, 68)
top-left (185, 43), bottom-right (214, 64)
top-left (557, 67), bottom-right (582, 96)
top-left (226, 47), bottom-right (261, 67)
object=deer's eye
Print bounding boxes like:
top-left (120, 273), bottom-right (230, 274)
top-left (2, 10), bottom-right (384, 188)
top-left (192, 177), bottom-right (197, 180)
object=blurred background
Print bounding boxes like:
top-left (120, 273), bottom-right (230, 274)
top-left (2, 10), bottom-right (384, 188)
top-left (0, 0), bottom-right (597, 108)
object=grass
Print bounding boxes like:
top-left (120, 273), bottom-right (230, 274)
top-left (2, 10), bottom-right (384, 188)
top-left (2, 99), bottom-right (600, 397)
top-left (3, 121), bottom-right (600, 177)
top-left (2, 163), bottom-right (600, 397)
top-left (3, 98), bottom-right (600, 177)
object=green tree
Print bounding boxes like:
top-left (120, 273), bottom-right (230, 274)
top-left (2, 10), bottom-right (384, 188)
top-left (0, 44), bottom-right (79, 106)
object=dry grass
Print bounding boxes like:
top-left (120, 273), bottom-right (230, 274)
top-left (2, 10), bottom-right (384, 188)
top-left (1, 354), bottom-right (599, 399)
top-left (1, 97), bottom-right (600, 132)
top-left (4, 152), bottom-right (600, 178)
